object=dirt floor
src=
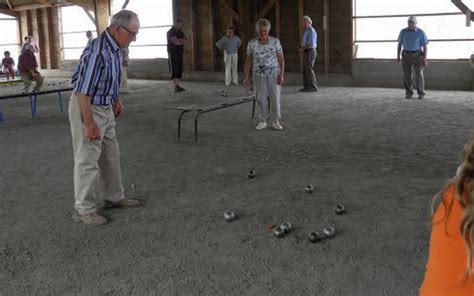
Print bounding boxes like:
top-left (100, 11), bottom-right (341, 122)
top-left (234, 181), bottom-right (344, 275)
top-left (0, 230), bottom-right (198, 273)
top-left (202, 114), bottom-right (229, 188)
top-left (0, 78), bottom-right (473, 295)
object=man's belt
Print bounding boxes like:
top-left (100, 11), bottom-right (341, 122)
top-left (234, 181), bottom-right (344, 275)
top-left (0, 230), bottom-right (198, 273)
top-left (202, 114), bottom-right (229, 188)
top-left (403, 50), bottom-right (421, 53)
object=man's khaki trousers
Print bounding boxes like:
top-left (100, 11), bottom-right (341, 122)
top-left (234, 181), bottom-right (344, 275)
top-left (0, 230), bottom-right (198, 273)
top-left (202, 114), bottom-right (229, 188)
top-left (69, 94), bottom-right (125, 215)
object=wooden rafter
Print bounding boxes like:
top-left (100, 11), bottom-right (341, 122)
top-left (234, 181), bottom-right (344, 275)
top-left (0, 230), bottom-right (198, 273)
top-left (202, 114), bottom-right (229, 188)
top-left (0, 7), bottom-right (15, 16)
top-left (121, 0), bottom-right (130, 10)
top-left (255, 0), bottom-right (277, 21)
top-left (217, 0), bottom-right (239, 22)
top-left (451, 0), bottom-right (474, 21)
top-left (5, 0), bottom-right (12, 10)
top-left (12, 3), bottom-right (54, 11)
top-left (82, 7), bottom-right (96, 26)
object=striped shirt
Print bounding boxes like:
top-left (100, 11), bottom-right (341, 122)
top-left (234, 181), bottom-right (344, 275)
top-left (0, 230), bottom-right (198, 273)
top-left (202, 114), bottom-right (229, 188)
top-left (72, 30), bottom-right (122, 105)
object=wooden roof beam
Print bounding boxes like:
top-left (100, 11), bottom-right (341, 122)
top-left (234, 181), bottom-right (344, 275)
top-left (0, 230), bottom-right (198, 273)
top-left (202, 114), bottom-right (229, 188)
top-left (451, 0), bottom-right (474, 21)
top-left (217, 0), bottom-right (239, 22)
top-left (255, 0), bottom-right (277, 21)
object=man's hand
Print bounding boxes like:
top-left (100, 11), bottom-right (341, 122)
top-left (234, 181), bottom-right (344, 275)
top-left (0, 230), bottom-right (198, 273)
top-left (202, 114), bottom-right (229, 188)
top-left (84, 119), bottom-right (101, 141)
top-left (113, 99), bottom-right (124, 117)
top-left (396, 57), bottom-right (401, 64)
top-left (277, 74), bottom-right (284, 85)
top-left (421, 58), bottom-right (428, 68)
top-left (298, 47), bottom-right (304, 53)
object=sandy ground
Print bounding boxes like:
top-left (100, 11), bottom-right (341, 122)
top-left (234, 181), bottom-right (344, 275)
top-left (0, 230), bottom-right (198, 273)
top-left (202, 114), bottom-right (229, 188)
top-left (0, 78), bottom-right (473, 295)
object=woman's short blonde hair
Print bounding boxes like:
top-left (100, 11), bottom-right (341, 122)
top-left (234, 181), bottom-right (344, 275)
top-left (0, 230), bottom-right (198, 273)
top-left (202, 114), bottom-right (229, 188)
top-left (255, 18), bottom-right (271, 32)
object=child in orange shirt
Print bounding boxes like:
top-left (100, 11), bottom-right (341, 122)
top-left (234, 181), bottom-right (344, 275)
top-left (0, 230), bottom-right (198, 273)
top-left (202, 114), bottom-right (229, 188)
top-left (420, 138), bottom-right (474, 295)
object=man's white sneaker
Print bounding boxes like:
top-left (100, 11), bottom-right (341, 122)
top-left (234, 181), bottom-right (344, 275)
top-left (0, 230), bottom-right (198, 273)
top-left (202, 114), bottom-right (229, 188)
top-left (255, 122), bottom-right (267, 130)
top-left (272, 122), bottom-right (283, 130)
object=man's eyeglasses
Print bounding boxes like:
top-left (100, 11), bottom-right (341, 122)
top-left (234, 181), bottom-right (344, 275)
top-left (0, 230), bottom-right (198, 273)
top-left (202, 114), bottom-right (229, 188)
top-left (121, 26), bottom-right (138, 37)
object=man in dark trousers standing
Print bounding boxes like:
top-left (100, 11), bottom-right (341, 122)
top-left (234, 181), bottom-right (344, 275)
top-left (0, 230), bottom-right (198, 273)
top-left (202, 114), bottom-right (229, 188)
top-left (167, 19), bottom-right (186, 92)
top-left (299, 15), bottom-right (318, 92)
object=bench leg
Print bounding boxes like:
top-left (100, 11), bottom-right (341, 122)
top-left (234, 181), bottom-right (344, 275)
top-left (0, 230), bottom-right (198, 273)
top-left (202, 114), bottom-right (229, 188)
top-left (177, 110), bottom-right (189, 140)
top-left (58, 91), bottom-right (64, 113)
top-left (252, 99), bottom-right (256, 119)
top-left (29, 95), bottom-right (36, 119)
top-left (194, 116), bottom-right (199, 143)
top-left (0, 103), bottom-right (3, 125)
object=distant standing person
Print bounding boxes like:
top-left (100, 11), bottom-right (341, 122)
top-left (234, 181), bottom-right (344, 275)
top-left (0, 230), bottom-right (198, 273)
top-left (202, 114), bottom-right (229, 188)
top-left (2, 51), bottom-right (15, 80)
top-left (397, 16), bottom-right (428, 99)
top-left (244, 19), bottom-right (285, 131)
top-left (299, 15), bottom-right (318, 92)
top-left (167, 19), bottom-right (186, 92)
top-left (86, 30), bottom-right (94, 46)
top-left (20, 36), bottom-right (29, 53)
top-left (18, 45), bottom-right (43, 93)
top-left (216, 26), bottom-right (241, 86)
top-left (120, 47), bottom-right (130, 93)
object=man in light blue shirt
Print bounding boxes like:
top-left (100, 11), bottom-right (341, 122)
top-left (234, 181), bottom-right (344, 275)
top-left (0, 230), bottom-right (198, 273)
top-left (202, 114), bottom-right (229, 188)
top-left (397, 16), bottom-right (429, 99)
top-left (299, 15), bottom-right (318, 92)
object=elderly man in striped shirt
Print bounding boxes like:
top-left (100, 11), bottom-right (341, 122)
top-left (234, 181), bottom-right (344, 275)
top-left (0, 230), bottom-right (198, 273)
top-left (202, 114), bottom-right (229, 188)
top-left (69, 10), bottom-right (142, 226)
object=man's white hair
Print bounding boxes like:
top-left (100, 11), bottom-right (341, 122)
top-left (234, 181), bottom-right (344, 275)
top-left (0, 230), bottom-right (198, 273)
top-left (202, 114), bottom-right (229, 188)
top-left (110, 9), bottom-right (138, 27)
top-left (408, 16), bottom-right (417, 24)
top-left (303, 15), bottom-right (312, 24)
top-left (255, 18), bottom-right (271, 32)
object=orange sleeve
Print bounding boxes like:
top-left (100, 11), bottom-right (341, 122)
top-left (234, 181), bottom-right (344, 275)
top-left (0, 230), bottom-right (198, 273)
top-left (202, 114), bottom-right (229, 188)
top-left (420, 185), bottom-right (474, 295)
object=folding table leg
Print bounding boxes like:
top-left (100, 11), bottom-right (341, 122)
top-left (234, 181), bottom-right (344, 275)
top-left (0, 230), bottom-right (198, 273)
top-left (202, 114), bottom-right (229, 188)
top-left (0, 103), bottom-right (4, 125)
top-left (29, 95), bottom-right (35, 119)
top-left (58, 91), bottom-right (64, 113)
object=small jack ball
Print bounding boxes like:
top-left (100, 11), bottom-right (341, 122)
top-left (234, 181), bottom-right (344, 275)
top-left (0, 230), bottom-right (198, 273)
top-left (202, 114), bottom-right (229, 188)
top-left (308, 232), bottom-right (322, 243)
top-left (273, 226), bottom-right (285, 238)
top-left (305, 184), bottom-right (314, 193)
top-left (280, 222), bottom-right (292, 233)
top-left (224, 211), bottom-right (236, 222)
top-left (248, 170), bottom-right (256, 179)
top-left (334, 204), bottom-right (346, 215)
top-left (323, 226), bottom-right (336, 238)
top-left (130, 183), bottom-right (137, 189)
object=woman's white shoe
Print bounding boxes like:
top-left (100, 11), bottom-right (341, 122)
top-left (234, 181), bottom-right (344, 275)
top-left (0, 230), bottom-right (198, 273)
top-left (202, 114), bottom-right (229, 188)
top-left (255, 122), bottom-right (267, 130)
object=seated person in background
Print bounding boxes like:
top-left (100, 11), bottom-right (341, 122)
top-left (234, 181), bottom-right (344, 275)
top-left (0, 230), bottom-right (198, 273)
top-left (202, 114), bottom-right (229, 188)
top-left (420, 137), bottom-right (474, 295)
top-left (2, 51), bottom-right (15, 80)
top-left (18, 45), bottom-right (43, 93)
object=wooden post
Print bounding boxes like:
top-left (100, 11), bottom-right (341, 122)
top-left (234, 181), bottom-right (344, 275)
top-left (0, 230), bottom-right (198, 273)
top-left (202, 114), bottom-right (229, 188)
top-left (275, 0), bottom-right (280, 38)
top-left (93, 0), bottom-right (110, 33)
top-left (49, 6), bottom-right (61, 68)
top-left (18, 10), bottom-right (28, 45)
top-left (210, 0), bottom-right (216, 71)
top-left (29, 9), bottom-right (41, 68)
top-left (324, 0), bottom-right (329, 74)
top-left (298, 0), bottom-right (304, 72)
top-left (191, 0), bottom-right (198, 70)
top-left (38, 8), bottom-right (50, 69)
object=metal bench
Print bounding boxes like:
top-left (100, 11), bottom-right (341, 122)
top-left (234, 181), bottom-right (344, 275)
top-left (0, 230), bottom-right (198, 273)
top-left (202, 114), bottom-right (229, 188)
top-left (175, 94), bottom-right (256, 142)
top-left (0, 87), bottom-right (73, 125)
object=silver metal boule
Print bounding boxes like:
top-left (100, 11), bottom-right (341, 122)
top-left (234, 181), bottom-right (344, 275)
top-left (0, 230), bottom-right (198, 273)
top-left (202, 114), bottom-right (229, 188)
top-left (308, 232), bottom-right (322, 243)
top-left (280, 222), bottom-right (292, 233)
top-left (305, 184), bottom-right (314, 193)
top-left (224, 211), bottom-right (236, 222)
top-left (248, 170), bottom-right (256, 179)
top-left (335, 204), bottom-right (346, 215)
top-left (273, 226), bottom-right (285, 238)
top-left (323, 226), bottom-right (336, 238)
